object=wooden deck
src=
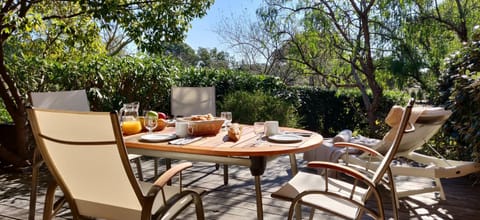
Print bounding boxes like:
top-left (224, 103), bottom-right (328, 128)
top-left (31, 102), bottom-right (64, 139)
top-left (1, 154), bottom-right (480, 219)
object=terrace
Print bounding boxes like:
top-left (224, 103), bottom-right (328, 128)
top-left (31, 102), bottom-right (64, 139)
top-left (1, 155), bottom-right (479, 219)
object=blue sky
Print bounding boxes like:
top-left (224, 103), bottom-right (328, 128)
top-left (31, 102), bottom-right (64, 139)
top-left (185, 0), bottom-right (263, 53)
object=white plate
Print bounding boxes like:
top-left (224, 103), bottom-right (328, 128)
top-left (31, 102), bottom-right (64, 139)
top-left (267, 134), bottom-right (303, 143)
top-left (140, 134), bottom-right (177, 142)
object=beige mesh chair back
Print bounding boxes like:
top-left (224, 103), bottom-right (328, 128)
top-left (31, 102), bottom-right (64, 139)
top-left (371, 107), bottom-right (452, 155)
top-left (340, 106), bottom-right (480, 201)
top-left (171, 87), bottom-right (216, 117)
top-left (28, 108), bottom-right (204, 220)
top-left (271, 98), bottom-right (415, 220)
top-left (28, 90), bottom-right (145, 219)
top-left (30, 90), bottom-right (90, 111)
top-left (169, 86), bottom-right (227, 184)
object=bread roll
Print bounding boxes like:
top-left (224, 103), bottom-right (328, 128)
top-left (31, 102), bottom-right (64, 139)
top-left (228, 123), bottom-right (242, 141)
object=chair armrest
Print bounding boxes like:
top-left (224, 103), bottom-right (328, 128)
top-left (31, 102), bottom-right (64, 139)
top-left (146, 162), bottom-right (193, 198)
top-left (153, 162), bottom-right (193, 188)
top-left (334, 142), bottom-right (382, 157)
top-left (307, 161), bottom-right (373, 184)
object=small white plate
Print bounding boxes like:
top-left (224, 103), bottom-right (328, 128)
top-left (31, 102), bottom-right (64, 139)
top-left (140, 134), bottom-right (177, 142)
top-left (267, 134), bottom-right (303, 143)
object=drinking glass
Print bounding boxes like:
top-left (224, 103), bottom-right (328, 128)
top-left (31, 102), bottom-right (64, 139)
top-left (221, 111), bottom-right (232, 128)
top-left (253, 122), bottom-right (264, 145)
top-left (144, 112), bottom-right (158, 134)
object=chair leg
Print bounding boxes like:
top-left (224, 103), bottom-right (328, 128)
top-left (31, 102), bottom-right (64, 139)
top-left (29, 148), bottom-right (43, 220)
top-left (134, 158), bottom-right (143, 181)
top-left (387, 169), bottom-right (399, 220)
top-left (223, 164), bottom-right (228, 185)
top-left (43, 180), bottom-right (58, 220)
top-left (308, 207), bottom-right (315, 220)
top-left (435, 178), bottom-right (446, 200)
top-left (166, 159), bottom-right (172, 185)
top-left (192, 191), bottom-right (205, 220)
top-left (154, 158), bottom-right (159, 177)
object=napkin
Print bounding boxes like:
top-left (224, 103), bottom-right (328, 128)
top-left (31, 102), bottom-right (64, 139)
top-left (283, 131), bottom-right (313, 137)
top-left (169, 137), bottom-right (202, 145)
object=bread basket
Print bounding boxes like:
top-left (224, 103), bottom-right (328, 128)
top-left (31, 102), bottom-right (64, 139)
top-left (177, 117), bottom-right (225, 136)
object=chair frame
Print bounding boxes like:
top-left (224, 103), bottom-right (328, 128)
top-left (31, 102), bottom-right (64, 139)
top-left (168, 87), bottom-right (228, 184)
top-left (27, 90), bottom-right (144, 220)
top-left (28, 108), bottom-right (204, 220)
top-left (272, 98), bottom-right (415, 220)
top-left (337, 106), bottom-right (480, 202)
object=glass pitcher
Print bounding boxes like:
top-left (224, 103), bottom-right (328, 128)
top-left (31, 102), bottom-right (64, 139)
top-left (119, 101), bottom-right (142, 135)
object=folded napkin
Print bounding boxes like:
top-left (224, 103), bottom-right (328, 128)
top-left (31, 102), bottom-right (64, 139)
top-left (283, 131), bottom-right (313, 137)
top-left (333, 129), bottom-right (352, 143)
top-left (169, 137), bottom-right (202, 145)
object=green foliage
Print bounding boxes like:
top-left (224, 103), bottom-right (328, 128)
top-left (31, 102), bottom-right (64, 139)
top-left (221, 90), bottom-right (299, 127)
top-left (81, 0), bottom-right (214, 53)
top-left (6, 52), bottom-right (407, 140)
top-left (436, 26), bottom-right (480, 161)
top-left (0, 102), bottom-right (12, 123)
top-left (293, 87), bottom-right (407, 138)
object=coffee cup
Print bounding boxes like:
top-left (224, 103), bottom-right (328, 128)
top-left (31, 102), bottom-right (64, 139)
top-left (175, 121), bottom-right (188, 138)
top-left (264, 121), bottom-right (280, 137)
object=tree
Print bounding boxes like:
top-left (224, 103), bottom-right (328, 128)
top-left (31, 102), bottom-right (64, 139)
top-left (196, 47), bottom-right (232, 69)
top-left (412, 0), bottom-right (480, 43)
top-left (164, 42), bottom-right (199, 66)
top-left (257, 0), bottom-right (386, 133)
top-left (101, 21), bottom-right (133, 56)
top-left (0, 0), bottom-right (213, 168)
top-left (379, 0), bottom-right (480, 99)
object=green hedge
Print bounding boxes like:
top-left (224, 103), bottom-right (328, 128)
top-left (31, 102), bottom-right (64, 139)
top-left (7, 53), bottom-right (406, 138)
top-left (435, 27), bottom-right (480, 162)
top-left (221, 90), bottom-right (299, 127)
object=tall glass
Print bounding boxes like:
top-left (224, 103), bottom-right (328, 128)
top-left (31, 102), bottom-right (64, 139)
top-left (221, 111), bottom-right (232, 129)
top-left (253, 122), bottom-right (264, 145)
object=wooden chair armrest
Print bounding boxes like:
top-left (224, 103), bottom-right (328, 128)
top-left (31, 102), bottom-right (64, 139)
top-left (307, 161), bottom-right (373, 184)
top-left (153, 162), bottom-right (193, 188)
top-left (333, 142), bottom-right (382, 157)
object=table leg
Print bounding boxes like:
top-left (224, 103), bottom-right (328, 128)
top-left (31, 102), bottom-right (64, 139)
top-left (289, 153), bottom-right (298, 176)
top-left (254, 175), bottom-right (263, 220)
top-left (249, 157), bottom-right (267, 220)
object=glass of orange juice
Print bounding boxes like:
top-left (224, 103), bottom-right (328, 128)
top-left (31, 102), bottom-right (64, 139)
top-left (121, 117), bottom-right (142, 135)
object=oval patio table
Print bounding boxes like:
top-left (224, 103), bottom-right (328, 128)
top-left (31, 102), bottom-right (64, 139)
top-left (124, 125), bottom-right (323, 220)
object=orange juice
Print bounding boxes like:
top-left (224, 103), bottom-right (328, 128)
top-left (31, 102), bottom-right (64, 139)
top-left (122, 120), bottom-right (142, 135)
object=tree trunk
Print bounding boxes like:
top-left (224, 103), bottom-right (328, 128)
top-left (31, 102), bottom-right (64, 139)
top-left (0, 42), bottom-right (31, 168)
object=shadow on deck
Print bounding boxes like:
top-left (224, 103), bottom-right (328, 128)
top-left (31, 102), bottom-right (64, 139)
top-left (1, 155), bottom-right (480, 219)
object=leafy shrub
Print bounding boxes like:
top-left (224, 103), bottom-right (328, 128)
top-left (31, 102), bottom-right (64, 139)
top-left (0, 101), bottom-right (12, 123)
top-left (435, 26), bottom-right (480, 161)
top-left (5, 52), bottom-right (407, 141)
top-left (220, 90), bottom-right (299, 127)
top-left (293, 87), bottom-right (406, 137)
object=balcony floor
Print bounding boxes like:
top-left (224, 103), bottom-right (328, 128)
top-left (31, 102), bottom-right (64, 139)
top-left (1, 154), bottom-right (480, 219)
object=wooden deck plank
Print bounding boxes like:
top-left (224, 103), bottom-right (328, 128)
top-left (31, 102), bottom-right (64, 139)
top-left (1, 155), bottom-right (480, 219)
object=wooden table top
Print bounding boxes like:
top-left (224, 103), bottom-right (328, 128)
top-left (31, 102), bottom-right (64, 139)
top-left (124, 125), bottom-right (323, 157)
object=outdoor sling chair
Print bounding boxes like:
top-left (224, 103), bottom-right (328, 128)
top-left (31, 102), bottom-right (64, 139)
top-left (167, 87), bottom-right (228, 185)
top-left (27, 108), bottom-right (205, 220)
top-left (271, 98), bottom-right (416, 220)
top-left (335, 105), bottom-right (480, 202)
top-left (304, 103), bottom-right (480, 204)
top-left (28, 90), bottom-right (145, 220)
